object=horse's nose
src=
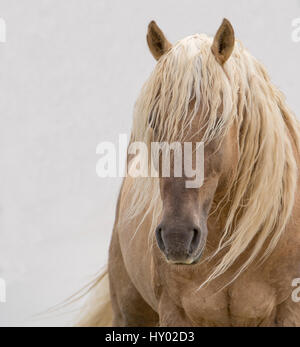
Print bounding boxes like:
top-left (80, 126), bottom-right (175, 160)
top-left (155, 223), bottom-right (202, 264)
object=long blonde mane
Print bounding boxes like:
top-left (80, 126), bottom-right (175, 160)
top-left (120, 34), bottom-right (300, 285)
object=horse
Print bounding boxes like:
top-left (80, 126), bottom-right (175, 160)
top-left (78, 19), bottom-right (300, 326)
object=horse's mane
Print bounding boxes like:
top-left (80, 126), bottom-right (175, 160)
top-left (121, 34), bottom-right (300, 285)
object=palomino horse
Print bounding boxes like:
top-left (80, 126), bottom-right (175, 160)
top-left (78, 19), bottom-right (300, 326)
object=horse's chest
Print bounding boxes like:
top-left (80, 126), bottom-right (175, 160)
top-left (181, 280), bottom-right (277, 326)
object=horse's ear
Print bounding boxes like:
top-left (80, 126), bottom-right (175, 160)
top-left (147, 21), bottom-right (172, 60)
top-left (211, 18), bottom-right (235, 65)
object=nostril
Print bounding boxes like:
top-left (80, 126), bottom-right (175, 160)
top-left (189, 227), bottom-right (201, 254)
top-left (192, 228), bottom-right (199, 245)
top-left (155, 226), bottom-right (165, 252)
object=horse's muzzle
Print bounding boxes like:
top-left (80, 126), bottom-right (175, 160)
top-left (155, 222), bottom-right (204, 264)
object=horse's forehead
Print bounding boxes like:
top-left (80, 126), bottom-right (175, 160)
top-left (171, 34), bottom-right (211, 56)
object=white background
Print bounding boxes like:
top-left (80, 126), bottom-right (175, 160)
top-left (0, 0), bottom-right (299, 326)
